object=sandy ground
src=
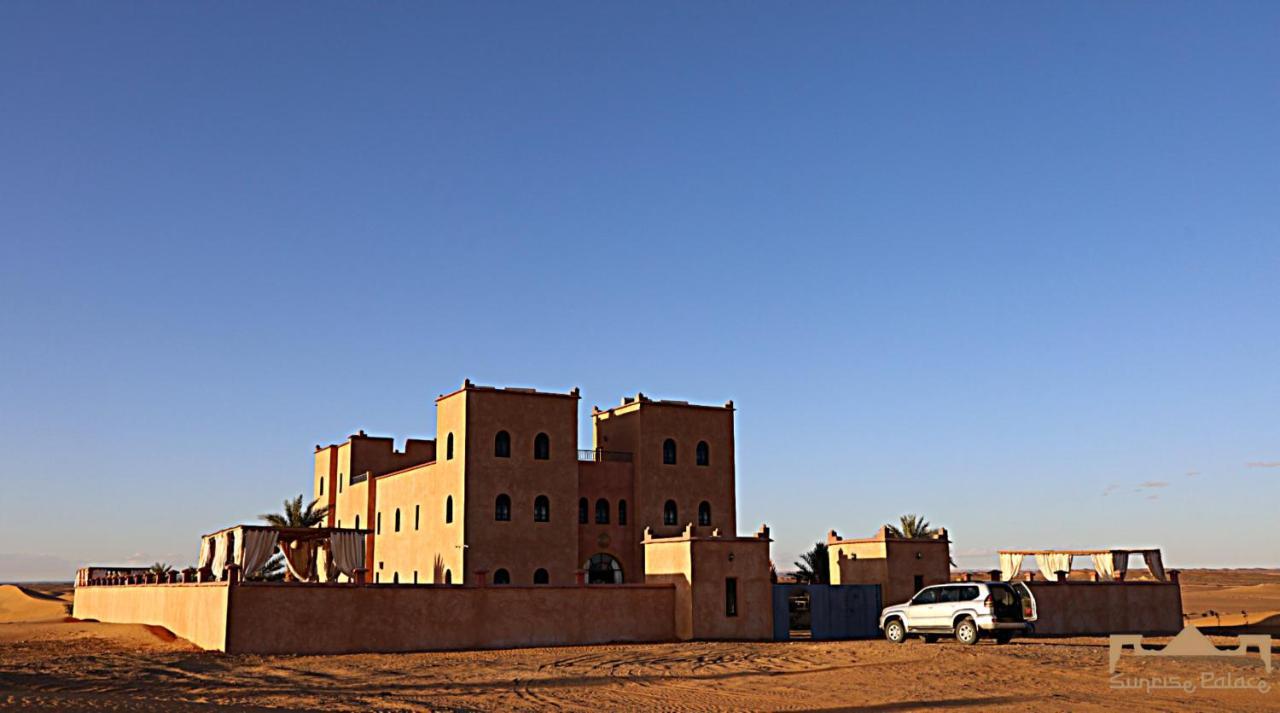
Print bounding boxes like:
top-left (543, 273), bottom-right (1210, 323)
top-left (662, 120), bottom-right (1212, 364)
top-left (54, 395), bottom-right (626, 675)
top-left (1, 574), bottom-right (1276, 711)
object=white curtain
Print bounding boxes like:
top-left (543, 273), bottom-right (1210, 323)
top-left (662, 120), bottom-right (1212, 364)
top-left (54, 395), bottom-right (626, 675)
top-left (1143, 550), bottom-right (1166, 581)
top-left (999, 553), bottom-right (1024, 581)
top-left (1091, 553), bottom-right (1115, 579)
top-left (199, 536), bottom-right (214, 572)
top-left (238, 529), bottom-right (279, 578)
top-left (330, 531), bottom-right (365, 579)
top-left (1035, 553), bottom-right (1073, 581)
top-left (1112, 550), bottom-right (1130, 578)
top-left (210, 533), bottom-right (229, 580)
top-left (279, 540), bottom-right (316, 582)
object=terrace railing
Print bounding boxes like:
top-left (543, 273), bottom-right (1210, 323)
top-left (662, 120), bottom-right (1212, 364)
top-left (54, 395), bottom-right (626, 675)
top-left (577, 448), bottom-right (633, 463)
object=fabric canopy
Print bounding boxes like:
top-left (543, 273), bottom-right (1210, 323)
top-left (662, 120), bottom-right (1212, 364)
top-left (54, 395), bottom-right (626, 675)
top-left (999, 553), bottom-right (1024, 581)
top-left (1143, 550), bottom-right (1166, 581)
top-left (1112, 551), bottom-right (1130, 577)
top-left (279, 539), bottom-right (316, 582)
top-left (1035, 552), bottom-right (1073, 581)
top-left (238, 529), bottom-right (278, 578)
top-left (210, 533), bottom-right (230, 580)
top-left (198, 536), bottom-right (214, 572)
top-left (1091, 553), bottom-right (1115, 579)
top-left (330, 531), bottom-right (365, 579)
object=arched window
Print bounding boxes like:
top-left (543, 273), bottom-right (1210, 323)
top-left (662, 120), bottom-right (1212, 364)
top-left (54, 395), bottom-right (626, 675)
top-left (493, 568), bottom-right (510, 585)
top-left (698, 501), bottom-right (711, 526)
top-left (320, 478), bottom-right (324, 495)
top-left (664, 500), bottom-right (678, 526)
top-left (534, 432), bottom-right (550, 460)
top-left (394, 508), bottom-right (401, 532)
top-left (663, 438), bottom-right (677, 465)
top-left (393, 572), bottom-right (399, 584)
top-left (494, 430), bottom-right (511, 458)
top-left (495, 494), bottom-right (511, 521)
top-left (355, 515), bottom-right (360, 530)
top-left (584, 553), bottom-right (624, 584)
top-left (415, 504), bottom-right (420, 530)
top-left (534, 495), bottom-right (550, 522)
top-left (618, 499), bottom-right (627, 525)
top-left (534, 568), bottom-right (549, 585)
top-left (445, 496), bottom-right (453, 524)
top-left (595, 498), bottom-right (610, 524)
top-left (696, 441), bottom-right (710, 466)
top-left (578, 497), bottom-right (588, 524)
top-left (446, 432), bottom-right (454, 460)
top-left (377, 512), bottom-right (382, 534)
top-left (444, 569), bottom-right (452, 584)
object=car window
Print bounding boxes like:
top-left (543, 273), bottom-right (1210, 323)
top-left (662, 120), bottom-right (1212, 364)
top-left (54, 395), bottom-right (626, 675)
top-left (987, 583), bottom-right (1018, 606)
top-left (911, 588), bottom-right (937, 605)
top-left (959, 585), bottom-right (979, 600)
top-left (935, 587), bottom-right (958, 603)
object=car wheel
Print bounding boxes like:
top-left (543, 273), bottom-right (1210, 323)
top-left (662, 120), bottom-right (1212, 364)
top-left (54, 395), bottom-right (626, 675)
top-left (884, 619), bottom-right (906, 644)
top-left (922, 634), bottom-right (938, 644)
top-left (954, 617), bottom-right (979, 646)
top-left (995, 633), bottom-right (1012, 645)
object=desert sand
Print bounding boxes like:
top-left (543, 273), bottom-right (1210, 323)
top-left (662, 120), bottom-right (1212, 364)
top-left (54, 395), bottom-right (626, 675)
top-left (1, 573), bottom-right (1276, 711)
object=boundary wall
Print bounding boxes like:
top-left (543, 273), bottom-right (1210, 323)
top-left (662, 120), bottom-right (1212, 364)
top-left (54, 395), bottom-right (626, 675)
top-left (1024, 581), bottom-right (1182, 636)
top-left (74, 582), bottom-right (678, 654)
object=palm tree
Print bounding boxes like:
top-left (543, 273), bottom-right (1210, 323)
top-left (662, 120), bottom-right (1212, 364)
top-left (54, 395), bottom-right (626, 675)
top-left (148, 562), bottom-right (174, 579)
top-left (252, 495), bottom-right (330, 581)
top-left (259, 494), bottom-right (329, 528)
top-left (885, 513), bottom-right (935, 538)
top-left (794, 542), bottom-right (829, 584)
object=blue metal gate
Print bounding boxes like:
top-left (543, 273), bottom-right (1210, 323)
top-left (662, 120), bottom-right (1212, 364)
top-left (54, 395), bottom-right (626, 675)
top-left (772, 584), bottom-right (882, 641)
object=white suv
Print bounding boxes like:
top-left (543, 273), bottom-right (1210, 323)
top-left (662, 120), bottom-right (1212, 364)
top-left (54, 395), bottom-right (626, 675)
top-left (880, 582), bottom-right (1037, 645)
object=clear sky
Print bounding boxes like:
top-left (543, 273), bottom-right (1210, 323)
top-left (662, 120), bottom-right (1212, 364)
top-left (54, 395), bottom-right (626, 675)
top-left (2, 2), bottom-right (1277, 580)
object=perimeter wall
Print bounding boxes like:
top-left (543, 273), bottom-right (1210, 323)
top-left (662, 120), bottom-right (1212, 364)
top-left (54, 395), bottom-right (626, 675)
top-left (1025, 581), bottom-right (1183, 636)
top-left (72, 583), bottom-right (230, 650)
top-left (73, 582), bottom-right (678, 654)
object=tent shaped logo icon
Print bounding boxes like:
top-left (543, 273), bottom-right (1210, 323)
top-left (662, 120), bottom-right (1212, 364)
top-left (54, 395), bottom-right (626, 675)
top-left (1109, 626), bottom-right (1272, 674)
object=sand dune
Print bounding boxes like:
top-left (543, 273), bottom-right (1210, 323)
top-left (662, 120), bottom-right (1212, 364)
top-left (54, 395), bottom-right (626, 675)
top-left (0, 585), bottom-right (70, 623)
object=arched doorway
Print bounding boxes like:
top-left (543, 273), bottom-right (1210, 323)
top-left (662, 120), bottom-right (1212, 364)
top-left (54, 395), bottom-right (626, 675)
top-left (584, 553), bottom-right (623, 584)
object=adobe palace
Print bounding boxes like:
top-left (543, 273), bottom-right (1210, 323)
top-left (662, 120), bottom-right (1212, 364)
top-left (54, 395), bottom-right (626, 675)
top-left (315, 379), bottom-right (739, 588)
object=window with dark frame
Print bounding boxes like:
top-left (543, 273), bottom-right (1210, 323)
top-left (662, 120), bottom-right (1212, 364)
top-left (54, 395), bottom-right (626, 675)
top-left (495, 430), bottom-right (511, 458)
top-left (664, 500), bottom-right (677, 526)
top-left (578, 497), bottom-right (588, 524)
top-left (618, 499), bottom-right (627, 525)
top-left (534, 495), bottom-right (550, 522)
top-left (663, 438), bottom-right (677, 465)
top-left (495, 494), bottom-right (511, 521)
top-left (698, 501), bottom-right (711, 526)
top-left (595, 498), bottom-right (610, 524)
top-left (725, 577), bottom-right (738, 617)
top-left (534, 432), bottom-right (550, 460)
top-left (696, 441), bottom-right (709, 466)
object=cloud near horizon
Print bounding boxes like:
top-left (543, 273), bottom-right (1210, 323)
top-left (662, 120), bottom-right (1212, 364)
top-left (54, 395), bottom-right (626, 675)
top-left (1138, 481), bottom-right (1170, 489)
top-left (1245, 461), bottom-right (1280, 469)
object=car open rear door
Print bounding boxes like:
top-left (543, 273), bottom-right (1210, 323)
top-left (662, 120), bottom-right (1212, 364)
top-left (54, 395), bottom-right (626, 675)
top-left (1012, 581), bottom-right (1038, 622)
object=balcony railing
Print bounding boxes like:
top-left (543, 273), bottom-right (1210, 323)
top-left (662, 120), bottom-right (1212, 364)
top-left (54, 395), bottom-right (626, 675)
top-left (578, 448), bottom-right (633, 463)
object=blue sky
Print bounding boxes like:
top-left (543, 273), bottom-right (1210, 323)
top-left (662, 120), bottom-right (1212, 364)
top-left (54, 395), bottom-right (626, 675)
top-left (2, 2), bottom-right (1277, 579)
